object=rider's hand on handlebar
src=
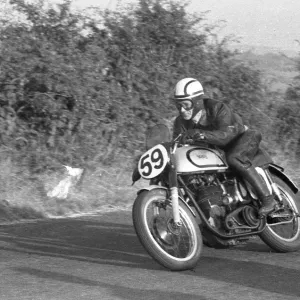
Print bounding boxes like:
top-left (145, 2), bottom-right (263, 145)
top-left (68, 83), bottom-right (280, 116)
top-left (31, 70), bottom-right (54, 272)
top-left (181, 129), bottom-right (205, 144)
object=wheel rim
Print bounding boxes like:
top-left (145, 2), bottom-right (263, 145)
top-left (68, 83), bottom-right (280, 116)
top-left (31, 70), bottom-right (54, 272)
top-left (266, 186), bottom-right (300, 242)
top-left (143, 196), bottom-right (198, 262)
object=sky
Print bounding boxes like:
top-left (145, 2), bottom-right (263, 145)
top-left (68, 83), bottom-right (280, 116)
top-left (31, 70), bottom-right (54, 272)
top-left (71, 0), bottom-right (300, 54)
top-left (1, 0), bottom-right (299, 54)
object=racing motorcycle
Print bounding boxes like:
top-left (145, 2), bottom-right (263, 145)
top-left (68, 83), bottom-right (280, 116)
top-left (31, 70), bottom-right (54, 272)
top-left (131, 124), bottom-right (300, 271)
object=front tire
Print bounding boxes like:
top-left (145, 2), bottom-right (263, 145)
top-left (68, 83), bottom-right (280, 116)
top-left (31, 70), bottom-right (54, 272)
top-left (132, 189), bottom-right (202, 271)
top-left (259, 175), bottom-right (300, 252)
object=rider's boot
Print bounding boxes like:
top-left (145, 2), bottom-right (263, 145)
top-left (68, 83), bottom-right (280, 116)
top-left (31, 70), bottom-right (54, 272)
top-left (242, 166), bottom-right (277, 217)
top-left (259, 195), bottom-right (276, 217)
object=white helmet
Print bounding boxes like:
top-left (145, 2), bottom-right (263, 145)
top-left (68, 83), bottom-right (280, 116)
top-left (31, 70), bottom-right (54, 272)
top-left (174, 78), bottom-right (204, 100)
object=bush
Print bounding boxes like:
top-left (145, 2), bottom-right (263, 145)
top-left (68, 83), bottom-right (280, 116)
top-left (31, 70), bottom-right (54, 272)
top-left (0, 0), bottom-right (298, 217)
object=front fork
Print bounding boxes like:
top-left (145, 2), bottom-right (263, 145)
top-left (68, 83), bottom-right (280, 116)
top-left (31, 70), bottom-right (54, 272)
top-left (169, 146), bottom-right (181, 226)
top-left (170, 186), bottom-right (181, 225)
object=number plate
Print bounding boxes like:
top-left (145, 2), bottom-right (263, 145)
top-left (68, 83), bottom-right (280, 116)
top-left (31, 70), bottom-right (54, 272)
top-left (138, 144), bottom-right (169, 179)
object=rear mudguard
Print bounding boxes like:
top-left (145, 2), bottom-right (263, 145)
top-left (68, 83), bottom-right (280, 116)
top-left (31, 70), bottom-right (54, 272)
top-left (269, 164), bottom-right (298, 194)
top-left (136, 185), bottom-right (196, 217)
top-left (252, 149), bottom-right (298, 194)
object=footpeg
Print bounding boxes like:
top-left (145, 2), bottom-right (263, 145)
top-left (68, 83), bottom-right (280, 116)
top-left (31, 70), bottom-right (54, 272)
top-left (269, 207), bottom-right (294, 223)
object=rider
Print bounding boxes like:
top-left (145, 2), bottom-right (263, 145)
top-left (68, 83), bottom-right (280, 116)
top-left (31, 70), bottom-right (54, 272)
top-left (173, 77), bottom-right (276, 216)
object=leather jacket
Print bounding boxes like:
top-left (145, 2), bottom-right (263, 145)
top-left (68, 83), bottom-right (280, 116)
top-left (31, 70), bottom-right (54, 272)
top-left (173, 98), bottom-right (246, 149)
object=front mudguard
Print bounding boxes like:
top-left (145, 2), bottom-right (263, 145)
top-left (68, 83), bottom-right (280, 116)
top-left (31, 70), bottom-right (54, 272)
top-left (137, 185), bottom-right (168, 195)
top-left (132, 165), bottom-right (141, 184)
top-left (269, 164), bottom-right (298, 194)
top-left (136, 185), bottom-right (196, 218)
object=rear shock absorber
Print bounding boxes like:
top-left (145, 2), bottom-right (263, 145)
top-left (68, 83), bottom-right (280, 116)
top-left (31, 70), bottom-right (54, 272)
top-left (263, 168), bottom-right (284, 204)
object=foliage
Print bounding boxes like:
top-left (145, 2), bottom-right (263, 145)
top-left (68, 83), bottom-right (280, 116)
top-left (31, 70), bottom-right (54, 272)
top-left (0, 0), bottom-right (297, 176)
top-left (275, 68), bottom-right (300, 158)
top-left (0, 0), bottom-right (299, 219)
top-left (1, 0), bottom-right (112, 170)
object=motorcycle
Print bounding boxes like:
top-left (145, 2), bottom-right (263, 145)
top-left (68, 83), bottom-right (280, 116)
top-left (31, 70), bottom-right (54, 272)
top-left (131, 124), bottom-right (300, 271)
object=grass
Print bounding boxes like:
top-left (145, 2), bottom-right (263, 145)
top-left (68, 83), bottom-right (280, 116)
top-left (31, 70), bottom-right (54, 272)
top-left (270, 152), bottom-right (300, 187)
top-left (0, 149), bottom-right (299, 224)
top-left (0, 156), bottom-right (146, 222)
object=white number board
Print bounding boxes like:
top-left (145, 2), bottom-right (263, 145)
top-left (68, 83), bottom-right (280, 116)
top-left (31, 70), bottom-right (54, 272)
top-left (138, 144), bottom-right (169, 179)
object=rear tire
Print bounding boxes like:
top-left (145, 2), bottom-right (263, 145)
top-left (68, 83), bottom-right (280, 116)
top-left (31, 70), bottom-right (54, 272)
top-left (259, 175), bottom-right (300, 252)
top-left (132, 189), bottom-right (202, 271)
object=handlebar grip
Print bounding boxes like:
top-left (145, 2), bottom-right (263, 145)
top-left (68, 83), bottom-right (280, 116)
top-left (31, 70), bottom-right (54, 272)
top-left (183, 139), bottom-right (209, 147)
top-left (185, 139), bottom-right (194, 144)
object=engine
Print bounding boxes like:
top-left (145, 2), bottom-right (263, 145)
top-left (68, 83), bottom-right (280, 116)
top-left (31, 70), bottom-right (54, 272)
top-left (183, 173), bottom-right (244, 221)
top-left (183, 173), bottom-right (261, 233)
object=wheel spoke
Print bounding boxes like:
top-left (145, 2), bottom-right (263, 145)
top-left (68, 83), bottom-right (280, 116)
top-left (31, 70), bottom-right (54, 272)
top-left (145, 200), bottom-right (196, 259)
top-left (267, 188), bottom-right (300, 241)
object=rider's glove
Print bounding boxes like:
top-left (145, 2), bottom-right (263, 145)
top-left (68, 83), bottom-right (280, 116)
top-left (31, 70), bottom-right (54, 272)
top-left (181, 129), bottom-right (205, 144)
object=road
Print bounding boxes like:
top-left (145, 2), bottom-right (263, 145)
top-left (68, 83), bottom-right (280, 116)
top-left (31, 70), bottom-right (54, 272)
top-left (1, 209), bottom-right (300, 300)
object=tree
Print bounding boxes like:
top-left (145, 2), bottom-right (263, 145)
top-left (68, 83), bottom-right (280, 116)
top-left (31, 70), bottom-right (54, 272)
top-left (275, 68), bottom-right (300, 158)
top-left (0, 0), bottom-right (268, 171)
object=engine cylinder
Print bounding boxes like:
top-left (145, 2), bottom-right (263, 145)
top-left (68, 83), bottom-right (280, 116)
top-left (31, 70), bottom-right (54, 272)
top-left (197, 185), bottom-right (223, 219)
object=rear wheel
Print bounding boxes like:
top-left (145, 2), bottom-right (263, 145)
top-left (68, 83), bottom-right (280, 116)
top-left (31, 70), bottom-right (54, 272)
top-left (259, 175), bottom-right (300, 252)
top-left (132, 189), bottom-right (202, 271)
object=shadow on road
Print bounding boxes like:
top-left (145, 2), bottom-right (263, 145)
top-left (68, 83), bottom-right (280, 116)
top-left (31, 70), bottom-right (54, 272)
top-left (1, 210), bottom-right (300, 298)
top-left (12, 267), bottom-right (208, 300)
top-left (0, 215), bottom-right (161, 270)
top-left (192, 255), bottom-right (300, 297)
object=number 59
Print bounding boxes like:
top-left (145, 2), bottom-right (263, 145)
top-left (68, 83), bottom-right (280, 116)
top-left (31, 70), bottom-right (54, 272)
top-left (138, 145), bottom-right (168, 179)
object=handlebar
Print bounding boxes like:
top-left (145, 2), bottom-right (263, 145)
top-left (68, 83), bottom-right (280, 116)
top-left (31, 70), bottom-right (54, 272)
top-left (173, 133), bottom-right (208, 148)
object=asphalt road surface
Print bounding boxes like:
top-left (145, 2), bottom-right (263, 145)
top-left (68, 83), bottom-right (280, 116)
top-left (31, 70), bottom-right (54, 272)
top-left (1, 209), bottom-right (300, 300)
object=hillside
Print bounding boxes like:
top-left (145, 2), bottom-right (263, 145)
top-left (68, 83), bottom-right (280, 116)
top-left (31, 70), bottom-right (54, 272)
top-left (235, 48), bottom-right (298, 92)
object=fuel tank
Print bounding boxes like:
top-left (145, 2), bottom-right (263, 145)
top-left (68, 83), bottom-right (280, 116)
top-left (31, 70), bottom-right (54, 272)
top-left (174, 145), bottom-right (228, 173)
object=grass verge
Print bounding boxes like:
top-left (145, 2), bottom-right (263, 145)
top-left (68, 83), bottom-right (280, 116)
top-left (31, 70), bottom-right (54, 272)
top-left (0, 152), bottom-right (299, 223)
top-left (0, 156), bottom-right (145, 222)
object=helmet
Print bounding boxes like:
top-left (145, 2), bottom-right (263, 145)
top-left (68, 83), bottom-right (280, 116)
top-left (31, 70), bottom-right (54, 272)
top-left (174, 78), bottom-right (204, 101)
top-left (174, 78), bottom-right (204, 120)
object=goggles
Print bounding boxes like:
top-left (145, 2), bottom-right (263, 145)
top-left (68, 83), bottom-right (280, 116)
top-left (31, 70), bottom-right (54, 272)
top-left (175, 99), bottom-right (194, 111)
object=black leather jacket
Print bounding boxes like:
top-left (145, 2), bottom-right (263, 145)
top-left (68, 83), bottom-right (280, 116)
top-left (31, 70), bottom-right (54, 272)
top-left (173, 98), bottom-right (246, 149)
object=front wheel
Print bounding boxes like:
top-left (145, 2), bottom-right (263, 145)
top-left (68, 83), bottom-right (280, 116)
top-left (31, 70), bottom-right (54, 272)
top-left (259, 174), bottom-right (300, 252)
top-left (132, 189), bottom-right (202, 271)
